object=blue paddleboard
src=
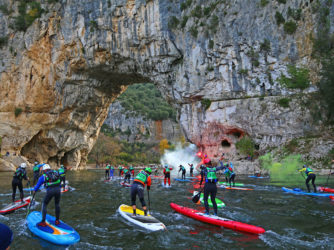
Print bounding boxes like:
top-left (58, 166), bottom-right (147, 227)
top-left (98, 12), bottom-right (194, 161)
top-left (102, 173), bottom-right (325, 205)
top-left (24, 186), bottom-right (44, 192)
top-left (26, 211), bottom-right (80, 245)
top-left (174, 178), bottom-right (192, 182)
top-left (248, 175), bottom-right (269, 179)
top-left (282, 187), bottom-right (333, 197)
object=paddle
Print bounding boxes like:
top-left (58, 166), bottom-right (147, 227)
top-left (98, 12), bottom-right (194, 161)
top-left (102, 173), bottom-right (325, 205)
top-left (147, 189), bottom-right (151, 212)
top-left (25, 192), bottom-right (36, 219)
top-left (326, 168), bottom-right (332, 186)
top-left (192, 187), bottom-right (204, 203)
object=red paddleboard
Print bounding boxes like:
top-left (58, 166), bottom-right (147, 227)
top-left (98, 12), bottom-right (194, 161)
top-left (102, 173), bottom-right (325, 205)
top-left (170, 203), bottom-right (265, 234)
top-left (318, 187), bottom-right (334, 193)
top-left (120, 182), bottom-right (131, 187)
top-left (330, 196), bottom-right (334, 201)
top-left (220, 186), bottom-right (253, 191)
top-left (0, 196), bottom-right (31, 215)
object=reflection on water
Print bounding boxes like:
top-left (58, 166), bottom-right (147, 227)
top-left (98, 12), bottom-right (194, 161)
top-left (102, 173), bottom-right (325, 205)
top-left (0, 170), bottom-right (333, 249)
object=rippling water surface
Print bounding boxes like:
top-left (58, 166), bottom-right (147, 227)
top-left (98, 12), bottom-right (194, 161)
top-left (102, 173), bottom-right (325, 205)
top-left (0, 170), bottom-right (333, 249)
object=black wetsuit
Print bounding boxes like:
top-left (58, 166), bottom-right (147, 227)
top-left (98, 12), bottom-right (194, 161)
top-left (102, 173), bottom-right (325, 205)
top-left (12, 167), bottom-right (27, 202)
top-left (124, 170), bottom-right (131, 183)
top-left (179, 165), bottom-right (186, 179)
top-left (306, 173), bottom-right (316, 192)
top-left (199, 165), bottom-right (205, 186)
top-left (189, 164), bottom-right (194, 176)
top-left (131, 182), bottom-right (146, 206)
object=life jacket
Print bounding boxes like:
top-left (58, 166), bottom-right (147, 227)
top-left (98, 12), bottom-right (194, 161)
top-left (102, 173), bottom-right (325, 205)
top-left (129, 166), bottom-right (134, 170)
top-left (165, 167), bottom-right (170, 173)
top-left (33, 164), bottom-right (40, 173)
top-left (43, 170), bottom-right (60, 187)
top-left (110, 166), bottom-right (114, 170)
top-left (13, 167), bottom-right (25, 179)
top-left (305, 168), bottom-right (314, 175)
top-left (206, 167), bottom-right (217, 182)
top-left (134, 170), bottom-right (149, 185)
top-left (105, 165), bottom-right (110, 170)
top-left (123, 169), bottom-right (129, 175)
top-left (58, 167), bottom-right (65, 177)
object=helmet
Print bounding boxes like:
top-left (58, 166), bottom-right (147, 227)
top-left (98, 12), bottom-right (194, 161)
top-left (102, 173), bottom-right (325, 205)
top-left (165, 165), bottom-right (168, 168)
top-left (145, 167), bottom-right (152, 174)
top-left (42, 164), bottom-right (51, 171)
top-left (20, 163), bottom-right (27, 168)
top-left (34, 161), bottom-right (38, 165)
top-left (303, 165), bottom-right (307, 167)
top-left (204, 158), bottom-right (211, 164)
top-left (60, 164), bottom-right (64, 168)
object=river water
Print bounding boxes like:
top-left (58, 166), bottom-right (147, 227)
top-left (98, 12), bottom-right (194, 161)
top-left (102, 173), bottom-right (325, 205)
top-left (0, 170), bottom-right (333, 249)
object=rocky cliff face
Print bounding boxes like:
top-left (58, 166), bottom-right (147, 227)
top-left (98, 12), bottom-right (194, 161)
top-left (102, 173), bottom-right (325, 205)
top-left (104, 101), bottom-right (182, 143)
top-left (0, 0), bottom-right (332, 169)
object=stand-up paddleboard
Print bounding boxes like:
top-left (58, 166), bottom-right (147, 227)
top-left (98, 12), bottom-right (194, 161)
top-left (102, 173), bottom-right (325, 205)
top-left (248, 176), bottom-right (269, 179)
top-left (218, 182), bottom-right (244, 187)
top-left (120, 182), bottom-right (131, 187)
top-left (219, 185), bottom-right (253, 191)
top-left (118, 204), bottom-right (166, 231)
top-left (61, 186), bottom-right (70, 193)
top-left (175, 178), bottom-right (192, 182)
top-left (161, 183), bottom-right (171, 188)
top-left (186, 177), bottom-right (197, 179)
top-left (152, 176), bottom-right (164, 179)
top-left (193, 191), bottom-right (225, 208)
top-left (0, 196), bottom-right (31, 215)
top-left (24, 186), bottom-right (44, 192)
top-left (318, 187), bottom-right (334, 193)
top-left (170, 203), bottom-right (265, 234)
top-left (26, 211), bottom-right (80, 245)
top-left (330, 196), bottom-right (334, 201)
top-left (282, 187), bottom-right (333, 197)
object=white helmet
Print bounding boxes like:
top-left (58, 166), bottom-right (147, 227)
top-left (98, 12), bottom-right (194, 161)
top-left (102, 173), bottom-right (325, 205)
top-left (20, 163), bottom-right (27, 168)
top-left (42, 164), bottom-right (51, 171)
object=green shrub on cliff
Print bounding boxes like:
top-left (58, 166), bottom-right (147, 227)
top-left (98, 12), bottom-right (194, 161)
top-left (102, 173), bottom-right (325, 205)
top-left (14, 107), bottom-right (23, 117)
top-left (14, 1), bottom-right (44, 31)
top-left (278, 65), bottom-right (310, 89)
top-left (0, 36), bottom-right (8, 48)
top-left (236, 136), bottom-right (255, 157)
top-left (284, 21), bottom-right (297, 34)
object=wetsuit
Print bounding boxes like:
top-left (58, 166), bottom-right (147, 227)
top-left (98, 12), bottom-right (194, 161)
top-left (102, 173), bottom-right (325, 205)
top-left (131, 170), bottom-right (151, 215)
top-left (105, 165), bottom-right (110, 179)
top-left (163, 167), bottom-right (171, 186)
top-left (179, 165), bottom-right (186, 179)
top-left (33, 164), bottom-right (43, 186)
top-left (123, 169), bottom-right (131, 183)
top-left (58, 166), bottom-right (67, 191)
top-left (34, 170), bottom-right (61, 223)
top-left (299, 167), bottom-right (316, 192)
top-left (189, 164), bottom-right (194, 176)
top-left (202, 165), bottom-right (224, 215)
top-left (118, 166), bottom-right (123, 176)
top-left (12, 167), bottom-right (28, 202)
top-left (224, 167), bottom-right (236, 187)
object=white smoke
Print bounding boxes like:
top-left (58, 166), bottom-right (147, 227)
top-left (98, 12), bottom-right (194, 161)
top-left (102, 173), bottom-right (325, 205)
top-left (160, 144), bottom-right (201, 175)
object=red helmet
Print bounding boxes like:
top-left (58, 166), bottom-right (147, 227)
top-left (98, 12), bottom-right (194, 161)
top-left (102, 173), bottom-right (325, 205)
top-left (204, 158), bottom-right (211, 164)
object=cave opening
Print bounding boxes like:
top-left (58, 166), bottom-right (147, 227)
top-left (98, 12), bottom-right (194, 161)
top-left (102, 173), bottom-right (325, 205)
top-left (221, 139), bottom-right (231, 147)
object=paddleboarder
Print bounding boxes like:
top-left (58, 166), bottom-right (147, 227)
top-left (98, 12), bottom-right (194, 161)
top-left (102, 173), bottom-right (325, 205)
top-left (129, 165), bottom-right (134, 176)
top-left (58, 165), bottom-right (68, 191)
top-left (12, 163), bottom-right (29, 203)
top-left (32, 162), bottom-right (43, 186)
top-left (163, 164), bottom-right (172, 186)
top-left (105, 164), bottom-right (110, 180)
top-left (118, 165), bottom-right (124, 177)
top-left (110, 165), bottom-right (115, 178)
top-left (178, 165), bottom-right (186, 180)
top-left (33, 164), bottom-right (61, 226)
top-left (223, 165), bottom-right (236, 187)
top-left (199, 164), bottom-right (205, 186)
top-left (200, 158), bottom-right (225, 216)
top-left (299, 165), bottom-right (317, 193)
top-left (188, 163), bottom-right (194, 176)
top-left (130, 167), bottom-right (152, 216)
top-left (123, 167), bottom-right (131, 184)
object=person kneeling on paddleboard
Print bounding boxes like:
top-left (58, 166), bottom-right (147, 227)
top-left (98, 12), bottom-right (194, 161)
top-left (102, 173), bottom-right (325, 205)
top-left (299, 165), bottom-right (317, 193)
top-left (201, 159), bottom-right (225, 216)
top-left (131, 167), bottom-right (152, 216)
top-left (12, 163), bottom-right (29, 203)
top-left (33, 164), bottom-right (61, 226)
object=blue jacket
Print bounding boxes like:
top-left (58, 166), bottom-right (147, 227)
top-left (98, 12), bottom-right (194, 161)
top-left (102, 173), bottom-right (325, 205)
top-left (34, 174), bottom-right (60, 191)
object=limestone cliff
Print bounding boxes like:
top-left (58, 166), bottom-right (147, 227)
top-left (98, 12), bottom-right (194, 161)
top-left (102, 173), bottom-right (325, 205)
top-left (0, 0), bottom-right (332, 170)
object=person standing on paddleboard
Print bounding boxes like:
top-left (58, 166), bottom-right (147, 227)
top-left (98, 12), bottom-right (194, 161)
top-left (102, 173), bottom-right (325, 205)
top-left (118, 165), bottom-right (124, 177)
top-left (299, 165), bottom-right (317, 193)
top-left (131, 167), bottom-right (152, 216)
top-left (178, 165), bottom-right (186, 180)
top-left (224, 165), bottom-right (236, 187)
top-left (163, 165), bottom-right (172, 186)
top-left (188, 163), bottom-right (194, 177)
top-left (200, 158), bottom-right (225, 216)
top-left (12, 163), bottom-right (29, 203)
top-left (110, 165), bottom-right (115, 178)
top-left (123, 167), bottom-right (131, 184)
top-left (105, 164), bottom-right (110, 180)
top-left (33, 164), bottom-right (61, 226)
top-left (129, 165), bottom-right (134, 176)
top-left (32, 162), bottom-right (43, 186)
top-left (58, 165), bottom-right (69, 191)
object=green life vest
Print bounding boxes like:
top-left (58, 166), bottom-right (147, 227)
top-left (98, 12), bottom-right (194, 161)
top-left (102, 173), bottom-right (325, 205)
top-left (58, 167), bottom-right (65, 177)
top-left (33, 165), bottom-right (40, 172)
top-left (206, 167), bottom-right (217, 181)
top-left (129, 166), bottom-right (134, 170)
top-left (110, 166), bottom-right (114, 170)
top-left (105, 165), bottom-right (110, 170)
top-left (43, 170), bottom-right (60, 187)
top-left (165, 167), bottom-right (170, 173)
top-left (13, 168), bottom-right (25, 179)
top-left (305, 168), bottom-right (314, 176)
top-left (123, 169), bottom-right (129, 174)
top-left (134, 170), bottom-right (148, 184)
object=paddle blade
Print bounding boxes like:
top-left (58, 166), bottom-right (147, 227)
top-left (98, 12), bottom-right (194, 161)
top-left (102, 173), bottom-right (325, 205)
top-left (192, 192), bottom-right (201, 203)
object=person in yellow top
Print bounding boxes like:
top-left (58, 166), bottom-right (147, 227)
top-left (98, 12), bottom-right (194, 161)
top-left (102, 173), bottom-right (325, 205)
top-left (299, 165), bottom-right (316, 193)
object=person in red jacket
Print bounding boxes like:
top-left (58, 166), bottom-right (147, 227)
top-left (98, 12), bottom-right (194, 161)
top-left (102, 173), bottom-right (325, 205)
top-left (131, 168), bottom-right (152, 216)
top-left (163, 165), bottom-right (172, 186)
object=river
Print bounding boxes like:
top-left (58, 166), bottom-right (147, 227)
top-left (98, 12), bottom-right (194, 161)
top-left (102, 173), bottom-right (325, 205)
top-left (0, 170), bottom-right (333, 249)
